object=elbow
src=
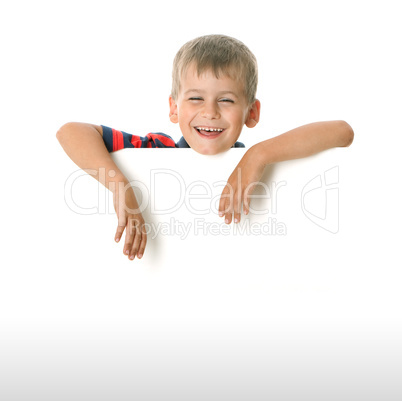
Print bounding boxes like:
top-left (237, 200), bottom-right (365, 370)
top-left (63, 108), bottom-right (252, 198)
top-left (339, 120), bottom-right (354, 147)
top-left (56, 122), bottom-right (76, 143)
top-left (56, 122), bottom-right (102, 143)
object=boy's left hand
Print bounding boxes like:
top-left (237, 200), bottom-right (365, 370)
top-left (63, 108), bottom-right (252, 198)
top-left (218, 145), bottom-right (266, 224)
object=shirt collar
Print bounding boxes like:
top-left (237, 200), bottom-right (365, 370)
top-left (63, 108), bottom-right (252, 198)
top-left (176, 137), bottom-right (245, 148)
top-left (176, 136), bottom-right (190, 148)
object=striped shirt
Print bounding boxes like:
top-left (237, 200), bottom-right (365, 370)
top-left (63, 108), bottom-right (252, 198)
top-left (101, 125), bottom-right (245, 151)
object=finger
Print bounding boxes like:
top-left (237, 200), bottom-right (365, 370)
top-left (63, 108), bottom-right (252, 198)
top-left (233, 189), bottom-right (242, 223)
top-left (123, 218), bottom-right (136, 256)
top-left (129, 220), bottom-right (142, 260)
top-left (224, 195), bottom-right (233, 224)
top-left (129, 224), bottom-right (142, 261)
top-left (137, 230), bottom-right (147, 259)
top-left (219, 185), bottom-right (231, 217)
top-left (243, 182), bottom-right (255, 216)
top-left (115, 211), bottom-right (127, 243)
top-left (243, 193), bottom-right (250, 216)
top-left (115, 224), bottom-right (125, 243)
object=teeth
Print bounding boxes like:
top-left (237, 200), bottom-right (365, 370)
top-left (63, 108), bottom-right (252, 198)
top-left (196, 127), bottom-right (224, 132)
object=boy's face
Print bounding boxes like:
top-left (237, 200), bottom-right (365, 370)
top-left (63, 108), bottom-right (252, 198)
top-left (169, 63), bottom-right (260, 155)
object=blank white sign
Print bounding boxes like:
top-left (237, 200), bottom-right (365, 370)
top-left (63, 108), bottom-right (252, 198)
top-left (4, 147), bottom-right (394, 401)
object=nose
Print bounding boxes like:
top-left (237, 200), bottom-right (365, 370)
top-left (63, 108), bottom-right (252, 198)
top-left (201, 101), bottom-right (220, 120)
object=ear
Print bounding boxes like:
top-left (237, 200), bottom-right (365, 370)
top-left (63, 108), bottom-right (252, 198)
top-left (245, 99), bottom-right (261, 128)
top-left (169, 96), bottom-right (179, 124)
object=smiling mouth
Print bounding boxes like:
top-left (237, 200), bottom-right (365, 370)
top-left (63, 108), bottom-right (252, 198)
top-left (194, 126), bottom-right (225, 138)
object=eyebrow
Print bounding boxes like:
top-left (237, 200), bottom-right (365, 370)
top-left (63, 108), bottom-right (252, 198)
top-left (184, 89), bottom-right (239, 98)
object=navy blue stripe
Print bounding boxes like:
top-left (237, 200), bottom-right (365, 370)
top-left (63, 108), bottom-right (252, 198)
top-left (121, 130), bottom-right (135, 148)
top-left (101, 125), bottom-right (114, 152)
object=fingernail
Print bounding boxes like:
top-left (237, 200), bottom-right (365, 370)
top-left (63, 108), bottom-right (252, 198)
top-left (225, 219), bottom-right (229, 224)
top-left (115, 237), bottom-right (120, 242)
top-left (125, 250), bottom-right (129, 255)
top-left (234, 218), bottom-right (239, 223)
top-left (138, 254), bottom-right (143, 259)
top-left (129, 255), bottom-right (134, 260)
top-left (219, 212), bottom-right (223, 217)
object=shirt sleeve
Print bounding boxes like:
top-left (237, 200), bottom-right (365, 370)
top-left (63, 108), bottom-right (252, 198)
top-left (101, 125), bottom-right (177, 151)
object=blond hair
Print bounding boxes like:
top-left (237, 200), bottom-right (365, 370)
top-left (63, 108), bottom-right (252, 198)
top-left (171, 34), bottom-right (258, 105)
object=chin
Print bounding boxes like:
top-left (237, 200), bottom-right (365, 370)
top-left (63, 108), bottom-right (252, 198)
top-left (194, 145), bottom-right (228, 155)
top-left (184, 136), bottom-right (234, 155)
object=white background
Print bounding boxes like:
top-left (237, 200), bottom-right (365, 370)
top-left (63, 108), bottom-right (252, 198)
top-left (1, 1), bottom-right (401, 400)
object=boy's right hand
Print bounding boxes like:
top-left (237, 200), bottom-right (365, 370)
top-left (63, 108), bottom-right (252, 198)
top-left (113, 182), bottom-right (147, 261)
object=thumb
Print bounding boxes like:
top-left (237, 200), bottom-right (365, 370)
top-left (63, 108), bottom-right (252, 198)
top-left (115, 212), bottom-right (127, 243)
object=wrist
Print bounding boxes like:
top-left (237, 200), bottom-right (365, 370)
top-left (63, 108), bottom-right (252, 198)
top-left (249, 142), bottom-right (271, 167)
top-left (100, 168), bottom-right (129, 194)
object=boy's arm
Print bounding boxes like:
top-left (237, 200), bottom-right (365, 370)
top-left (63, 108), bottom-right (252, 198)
top-left (219, 120), bottom-right (354, 224)
top-left (56, 122), bottom-right (147, 260)
top-left (252, 120), bottom-right (354, 165)
top-left (57, 123), bottom-right (124, 185)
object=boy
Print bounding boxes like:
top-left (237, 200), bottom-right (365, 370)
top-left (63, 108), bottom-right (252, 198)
top-left (57, 34), bottom-right (354, 261)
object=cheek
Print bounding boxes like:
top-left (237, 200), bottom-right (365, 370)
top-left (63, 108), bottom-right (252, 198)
top-left (178, 106), bottom-right (195, 121)
top-left (232, 113), bottom-right (247, 128)
top-left (227, 107), bottom-right (247, 124)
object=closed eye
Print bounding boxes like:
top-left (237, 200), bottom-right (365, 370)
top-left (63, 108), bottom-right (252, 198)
top-left (188, 97), bottom-right (234, 103)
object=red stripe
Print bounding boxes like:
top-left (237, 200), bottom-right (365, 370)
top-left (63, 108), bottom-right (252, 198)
top-left (130, 135), bottom-right (144, 148)
top-left (148, 133), bottom-right (175, 147)
top-left (112, 129), bottom-right (124, 151)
